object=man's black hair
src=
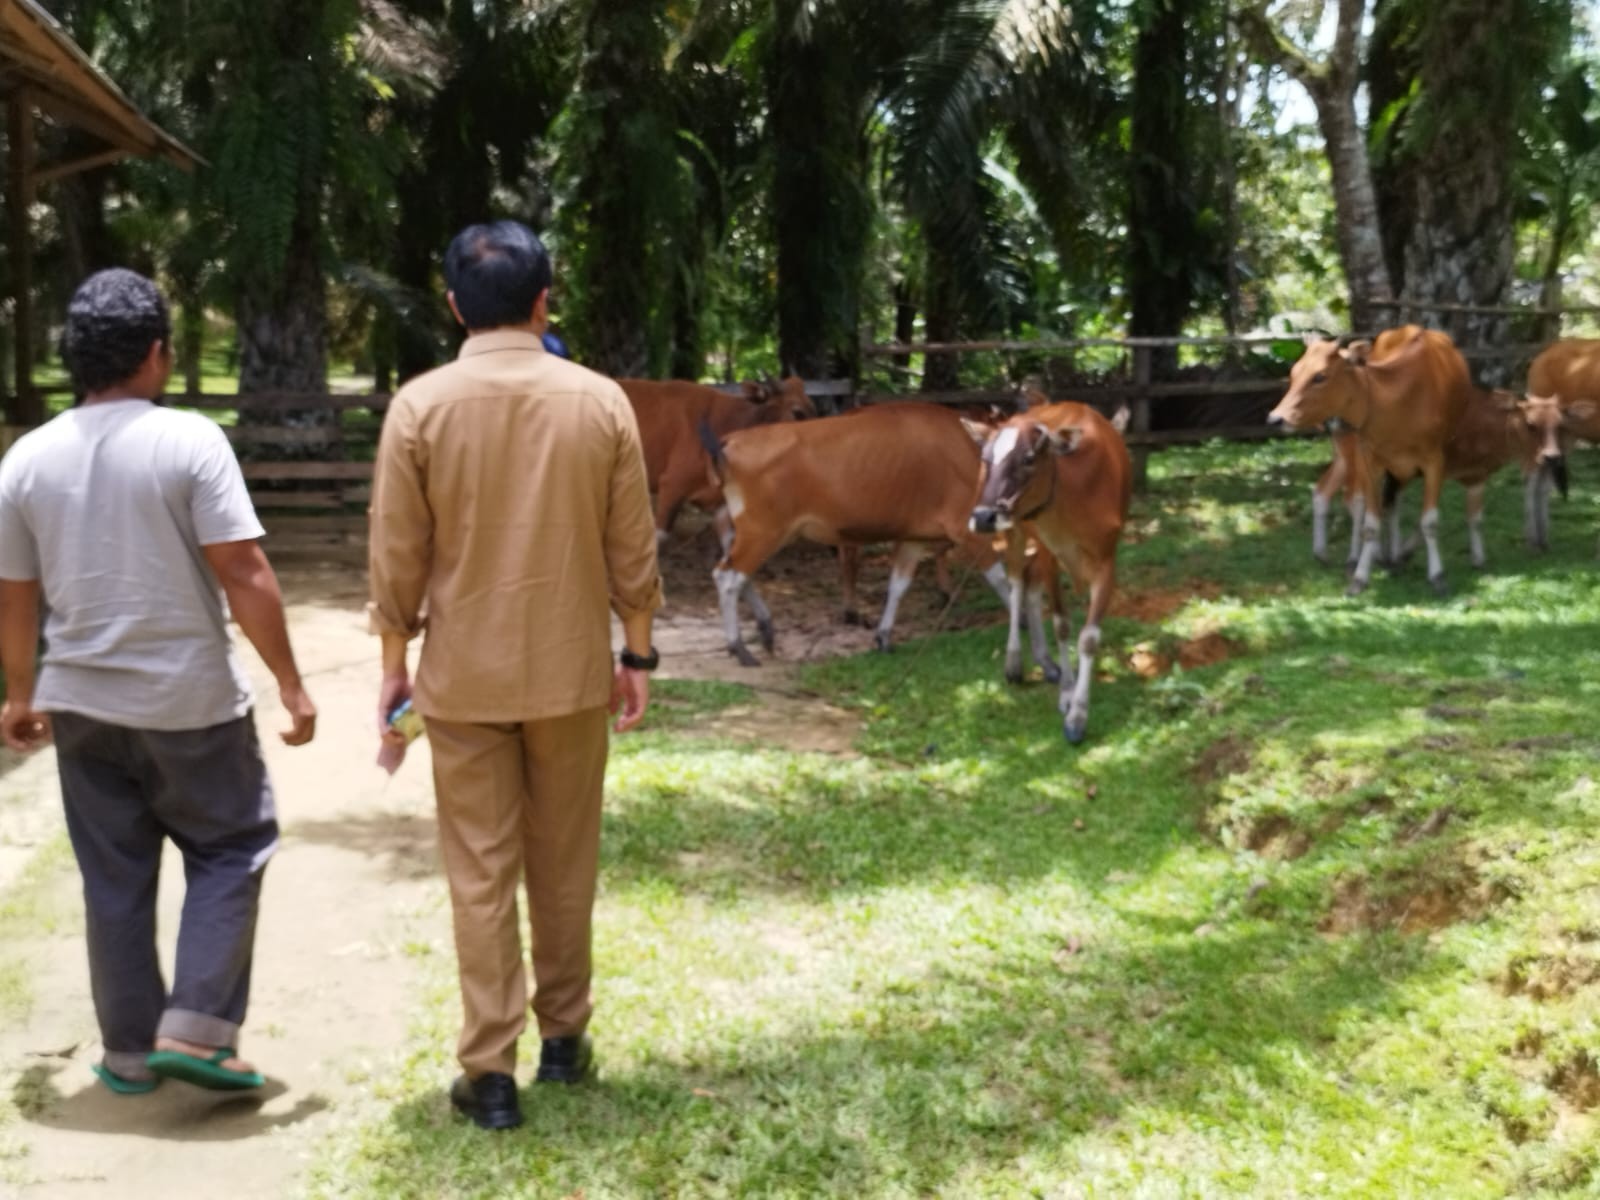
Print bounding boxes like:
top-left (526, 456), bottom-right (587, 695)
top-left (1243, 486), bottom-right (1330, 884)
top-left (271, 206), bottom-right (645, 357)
top-left (59, 269), bottom-right (171, 396)
top-left (444, 221), bottom-right (553, 331)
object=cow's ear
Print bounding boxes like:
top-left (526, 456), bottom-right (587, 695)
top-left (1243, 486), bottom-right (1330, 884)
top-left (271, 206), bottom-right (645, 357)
top-left (1044, 424), bottom-right (1085, 456)
top-left (1568, 399), bottom-right (1597, 423)
top-left (1020, 386), bottom-right (1050, 410)
top-left (741, 380), bottom-right (765, 402)
top-left (960, 418), bottom-right (992, 449)
top-left (1342, 340), bottom-right (1373, 366)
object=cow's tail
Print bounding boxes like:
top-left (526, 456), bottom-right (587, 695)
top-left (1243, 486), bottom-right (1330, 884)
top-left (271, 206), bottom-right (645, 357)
top-left (1110, 404), bottom-right (1132, 434)
top-left (699, 419), bottom-right (727, 485)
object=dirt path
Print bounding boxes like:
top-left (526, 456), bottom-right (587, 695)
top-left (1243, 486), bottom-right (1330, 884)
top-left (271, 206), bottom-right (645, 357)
top-left (0, 571), bottom-right (444, 1200)
top-left (0, 533), bottom-right (888, 1199)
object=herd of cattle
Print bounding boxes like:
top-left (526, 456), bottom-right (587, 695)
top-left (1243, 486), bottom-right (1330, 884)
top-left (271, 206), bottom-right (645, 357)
top-left (616, 331), bottom-right (1600, 743)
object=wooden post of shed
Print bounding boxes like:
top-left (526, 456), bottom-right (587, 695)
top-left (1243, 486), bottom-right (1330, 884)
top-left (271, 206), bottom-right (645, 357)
top-left (1130, 343), bottom-right (1152, 492)
top-left (6, 87), bottom-right (38, 427)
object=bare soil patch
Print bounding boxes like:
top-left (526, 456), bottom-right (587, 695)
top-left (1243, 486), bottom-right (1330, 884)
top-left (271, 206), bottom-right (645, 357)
top-left (1319, 865), bottom-right (1502, 936)
top-left (1549, 1052), bottom-right (1600, 1112)
top-left (1500, 953), bottom-right (1600, 1001)
top-left (1239, 814), bottom-right (1313, 861)
top-left (1112, 581), bottom-right (1223, 622)
top-left (1191, 734), bottom-right (1252, 789)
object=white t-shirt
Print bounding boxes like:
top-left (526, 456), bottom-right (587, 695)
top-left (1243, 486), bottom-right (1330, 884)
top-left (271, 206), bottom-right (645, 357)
top-left (0, 400), bottom-right (265, 731)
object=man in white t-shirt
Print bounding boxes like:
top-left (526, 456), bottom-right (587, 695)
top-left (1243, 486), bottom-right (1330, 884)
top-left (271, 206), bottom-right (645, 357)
top-left (0, 269), bottom-right (317, 1095)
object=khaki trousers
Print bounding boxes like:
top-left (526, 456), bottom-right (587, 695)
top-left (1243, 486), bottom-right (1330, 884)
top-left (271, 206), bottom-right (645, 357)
top-left (426, 706), bottom-right (609, 1078)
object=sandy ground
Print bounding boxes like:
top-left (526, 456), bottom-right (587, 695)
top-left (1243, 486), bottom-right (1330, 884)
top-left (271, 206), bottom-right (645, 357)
top-left (0, 521), bottom-right (901, 1199)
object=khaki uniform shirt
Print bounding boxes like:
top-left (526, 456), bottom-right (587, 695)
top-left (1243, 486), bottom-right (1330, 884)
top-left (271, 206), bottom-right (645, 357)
top-left (368, 331), bottom-right (662, 723)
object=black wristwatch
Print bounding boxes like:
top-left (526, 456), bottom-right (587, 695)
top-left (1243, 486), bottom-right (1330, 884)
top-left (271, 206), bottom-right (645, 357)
top-left (620, 646), bottom-right (660, 672)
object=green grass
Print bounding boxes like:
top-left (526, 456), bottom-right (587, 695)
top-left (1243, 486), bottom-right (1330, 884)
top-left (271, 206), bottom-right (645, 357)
top-left (311, 439), bottom-right (1600, 1198)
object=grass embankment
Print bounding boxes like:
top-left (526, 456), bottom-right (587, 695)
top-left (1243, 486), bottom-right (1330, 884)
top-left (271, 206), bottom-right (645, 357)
top-left (312, 440), bottom-right (1600, 1197)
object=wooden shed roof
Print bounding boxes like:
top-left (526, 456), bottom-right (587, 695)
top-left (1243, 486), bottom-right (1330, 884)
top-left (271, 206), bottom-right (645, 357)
top-left (1, 0), bottom-right (199, 178)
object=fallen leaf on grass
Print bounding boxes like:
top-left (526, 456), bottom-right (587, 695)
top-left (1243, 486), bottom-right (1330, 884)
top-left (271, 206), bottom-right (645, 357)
top-left (691, 1088), bottom-right (719, 1100)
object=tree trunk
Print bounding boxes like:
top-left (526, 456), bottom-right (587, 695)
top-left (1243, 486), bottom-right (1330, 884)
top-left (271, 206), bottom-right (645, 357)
top-left (1127, 0), bottom-right (1200, 377)
top-left (568, 0), bottom-right (673, 378)
top-left (921, 249), bottom-right (962, 392)
top-left (769, 2), bottom-right (873, 380)
top-left (892, 279), bottom-right (916, 377)
top-left (237, 203), bottom-right (330, 430)
top-left (1312, 86), bottom-right (1394, 333)
top-left (181, 300), bottom-right (203, 396)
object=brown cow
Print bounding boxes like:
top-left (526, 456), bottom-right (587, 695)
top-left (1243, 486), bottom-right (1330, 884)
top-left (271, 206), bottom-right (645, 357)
top-left (966, 401), bottom-right (1131, 744)
top-left (619, 376), bottom-right (816, 544)
top-left (1527, 339), bottom-right (1600, 443)
top-left (1267, 327), bottom-right (1472, 595)
top-left (702, 403), bottom-right (1012, 666)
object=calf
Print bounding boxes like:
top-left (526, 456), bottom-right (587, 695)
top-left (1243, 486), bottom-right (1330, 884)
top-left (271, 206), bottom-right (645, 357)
top-left (1527, 339), bottom-right (1600, 443)
top-left (1267, 328), bottom-right (1472, 595)
top-left (620, 376), bottom-right (816, 543)
top-left (967, 401), bottom-right (1131, 744)
top-left (702, 403), bottom-right (1011, 666)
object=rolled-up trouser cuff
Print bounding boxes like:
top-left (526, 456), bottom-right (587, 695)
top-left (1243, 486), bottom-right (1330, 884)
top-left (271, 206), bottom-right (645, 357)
top-left (158, 1007), bottom-right (241, 1049)
top-left (102, 1049), bottom-right (156, 1081)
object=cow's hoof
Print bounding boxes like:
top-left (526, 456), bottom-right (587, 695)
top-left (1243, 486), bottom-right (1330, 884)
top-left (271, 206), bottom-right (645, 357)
top-left (1040, 661), bottom-right (1063, 686)
top-left (1429, 575), bottom-right (1450, 597)
top-left (874, 632), bottom-right (893, 653)
top-left (841, 609), bottom-right (864, 627)
top-left (1063, 715), bottom-right (1088, 745)
top-left (1345, 577), bottom-right (1369, 598)
top-left (729, 643), bottom-right (761, 668)
top-left (1004, 656), bottom-right (1024, 685)
top-left (757, 619), bottom-right (776, 653)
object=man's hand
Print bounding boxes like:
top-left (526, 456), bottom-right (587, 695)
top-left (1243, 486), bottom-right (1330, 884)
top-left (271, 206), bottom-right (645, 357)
top-left (610, 664), bottom-right (649, 733)
top-left (0, 701), bottom-right (50, 753)
top-left (278, 679), bottom-right (317, 746)
top-left (378, 671), bottom-right (413, 746)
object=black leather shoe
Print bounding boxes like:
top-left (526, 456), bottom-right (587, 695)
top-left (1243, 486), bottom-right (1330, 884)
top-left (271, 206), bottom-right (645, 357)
top-left (450, 1072), bottom-right (523, 1130)
top-left (536, 1035), bottom-right (594, 1084)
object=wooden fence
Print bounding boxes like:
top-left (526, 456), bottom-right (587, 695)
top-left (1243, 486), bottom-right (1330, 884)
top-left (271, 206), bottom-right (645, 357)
top-left (16, 308), bottom-right (1593, 560)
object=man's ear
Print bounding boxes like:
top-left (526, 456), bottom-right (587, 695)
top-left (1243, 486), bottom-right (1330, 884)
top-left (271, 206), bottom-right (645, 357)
top-left (532, 287), bottom-right (550, 326)
top-left (446, 291), bottom-right (467, 329)
top-left (960, 418), bottom-right (992, 450)
top-left (1043, 424), bottom-right (1085, 456)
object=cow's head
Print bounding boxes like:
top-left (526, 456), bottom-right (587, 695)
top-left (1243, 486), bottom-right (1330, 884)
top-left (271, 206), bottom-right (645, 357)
top-left (1515, 392), bottom-right (1594, 500)
top-left (964, 417), bottom-right (1083, 534)
top-left (1266, 336), bottom-right (1369, 431)
top-left (742, 375), bottom-right (817, 422)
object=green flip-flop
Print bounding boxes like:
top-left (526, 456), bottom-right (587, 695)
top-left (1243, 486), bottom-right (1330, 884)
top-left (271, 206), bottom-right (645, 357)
top-left (91, 1063), bottom-right (161, 1095)
top-left (146, 1048), bottom-right (264, 1091)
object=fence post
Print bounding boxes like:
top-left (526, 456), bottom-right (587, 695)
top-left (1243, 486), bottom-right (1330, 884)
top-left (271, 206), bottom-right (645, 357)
top-left (1131, 344), bottom-right (1152, 492)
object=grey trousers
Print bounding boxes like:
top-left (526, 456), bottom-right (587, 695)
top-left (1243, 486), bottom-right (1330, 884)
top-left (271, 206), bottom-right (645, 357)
top-left (51, 711), bottom-right (278, 1077)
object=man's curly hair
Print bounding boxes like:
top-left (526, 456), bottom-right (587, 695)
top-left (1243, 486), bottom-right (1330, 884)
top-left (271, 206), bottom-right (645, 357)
top-left (59, 269), bottom-right (171, 396)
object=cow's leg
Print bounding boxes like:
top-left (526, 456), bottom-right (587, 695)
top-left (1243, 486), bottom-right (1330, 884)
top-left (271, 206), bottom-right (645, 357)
top-left (1539, 466), bottom-right (1555, 551)
top-left (1345, 491), bottom-right (1366, 571)
top-left (1348, 457), bottom-right (1384, 595)
top-left (1050, 564), bottom-right (1075, 692)
top-left (1062, 561), bottom-right (1114, 744)
top-left (1001, 535), bottom-right (1029, 684)
top-left (1420, 458), bottom-right (1448, 595)
top-left (1527, 469), bottom-right (1543, 551)
top-left (838, 545), bottom-right (864, 626)
top-left (1025, 556), bottom-right (1062, 684)
top-left (714, 530), bottom-right (784, 667)
top-left (932, 550), bottom-right (955, 607)
top-left (654, 467), bottom-right (701, 545)
top-left (1466, 482), bottom-right (1488, 569)
top-left (874, 544), bottom-right (930, 652)
top-left (1312, 455), bottom-right (1345, 565)
top-left (712, 506), bottom-right (735, 555)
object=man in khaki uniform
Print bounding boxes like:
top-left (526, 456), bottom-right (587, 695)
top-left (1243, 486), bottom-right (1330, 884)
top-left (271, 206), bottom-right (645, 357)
top-left (368, 221), bottom-right (661, 1131)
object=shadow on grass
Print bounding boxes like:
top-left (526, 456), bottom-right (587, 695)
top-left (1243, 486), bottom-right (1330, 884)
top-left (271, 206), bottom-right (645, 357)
top-left (352, 914), bottom-right (1458, 1197)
